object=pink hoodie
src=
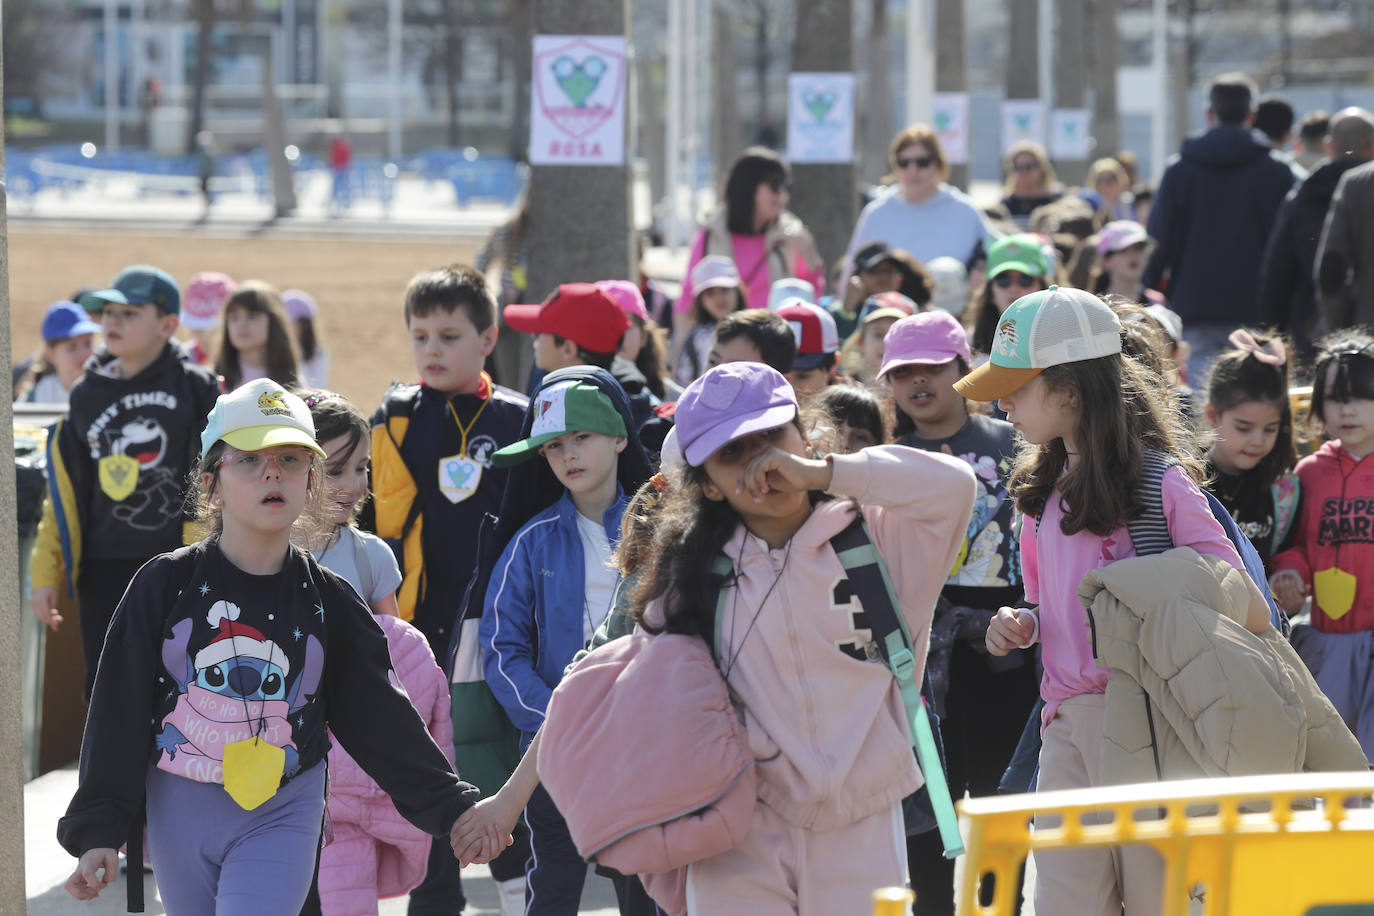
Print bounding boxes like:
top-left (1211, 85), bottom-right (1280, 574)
top-left (319, 615), bottom-right (455, 912)
top-left (648, 445), bottom-right (976, 831)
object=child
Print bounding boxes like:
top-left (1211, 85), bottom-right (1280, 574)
top-left (284, 288), bottom-right (330, 388)
top-left (776, 299), bottom-right (841, 397)
top-left (479, 372), bottom-right (653, 914)
top-left (370, 263), bottom-right (529, 913)
top-left (58, 379), bottom-right (492, 911)
top-left (967, 286), bottom-right (1273, 915)
top-left (766, 277), bottom-right (816, 312)
top-left (807, 383), bottom-right (886, 453)
top-left (674, 255), bottom-right (747, 386)
top-left (15, 301), bottom-right (100, 405)
top-left (599, 278), bottom-right (680, 401)
top-left (1093, 220), bottom-right (1151, 301)
top-left (28, 266), bottom-right (221, 698)
top-left (302, 390), bottom-right (455, 915)
top-left (968, 235), bottom-right (1051, 356)
top-left (831, 242), bottom-right (906, 339)
top-left (629, 361), bottom-right (976, 911)
top-left (839, 292), bottom-right (917, 386)
top-left (1271, 330), bottom-right (1374, 756)
top-left (879, 310), bottom-right (1037, 914)
top-left (181, 271), bottom-right (236, 366)
top-left (707, 309), bottom-right (799, 375)
top-left (214, 280), bottom-right (300, 391)
top-left (1202, 331), bottom-right (1300, 573)
top-left (926, 256), bottom-right (971, 317)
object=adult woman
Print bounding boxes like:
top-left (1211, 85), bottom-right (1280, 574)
top-left (676, 147), bottom-right (824, 320)
top-left (1077, 156), bottom-right (1134, 223)
top-left (1001, 141), bottom-right (1063, 230)
top-left (841, 124), bottom-right (988, 289)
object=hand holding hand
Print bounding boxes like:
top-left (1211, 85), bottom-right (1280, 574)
top-left (451, 795), bottom-right (518, 867)
top-left (986, 606), bottom-right (1036, 656)
top-left (1268, 570), bottom-right (1309, 614)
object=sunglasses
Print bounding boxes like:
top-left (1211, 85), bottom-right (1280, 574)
top-left (767, 177), bottom-right (790, 193)
top-left (993, 273), bottom-right (1039, 289)
top-left (1012, 160), bottom-right (1040, 173)
top-left (897, 155), bottom-right (935, 170)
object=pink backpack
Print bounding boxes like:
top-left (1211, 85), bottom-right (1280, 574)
top-left (537, 630), bottom-right (756, 916)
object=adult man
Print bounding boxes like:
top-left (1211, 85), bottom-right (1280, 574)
top-left (1142, 73), bottom-right (1295, 381)
top-left (1314, 115), bottom-right (1374, 332)
top-left (1259, 108), bottom-right (1374, 357)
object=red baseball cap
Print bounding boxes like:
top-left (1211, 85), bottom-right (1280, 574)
top-left (504, 283), bottom-right (631, 355)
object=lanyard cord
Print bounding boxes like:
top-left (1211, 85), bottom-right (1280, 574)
top-left (447, 377), bottom-right (492, 457)
top-left (720, 536), bottom-right (793, 684)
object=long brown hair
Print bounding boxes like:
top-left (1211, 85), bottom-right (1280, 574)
top-left (215, 280), bottom-right (300, 390)
top-left (1009, 352), bottom-right (1202, 536)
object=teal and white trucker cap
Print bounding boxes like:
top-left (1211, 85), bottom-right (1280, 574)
top-left (953, 285), bottom-right (1121, 402)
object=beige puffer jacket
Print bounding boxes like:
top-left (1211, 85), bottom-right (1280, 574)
top-left (1079, 548), bottom-right (1367, 786)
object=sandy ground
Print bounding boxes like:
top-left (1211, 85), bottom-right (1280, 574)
top-left (9, 225), bottom-right (479, 414)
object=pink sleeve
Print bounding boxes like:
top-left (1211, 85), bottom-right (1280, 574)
top-left (1020, 518), bottom-right (1039, 605)
top-left (796, 252), bottom-right (827, 297)
top-left (1161, 467), bottom-right (1244, 571)
top-left (675, 230), bottom-right (708, 315)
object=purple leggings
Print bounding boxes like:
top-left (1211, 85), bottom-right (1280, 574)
top-left (145, 761), bottom-right (326, 915)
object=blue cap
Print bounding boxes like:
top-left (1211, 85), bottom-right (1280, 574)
top-left (90, 265), bottom-right (182, 316)
top-left (41, 301), bottom-right (103, 344)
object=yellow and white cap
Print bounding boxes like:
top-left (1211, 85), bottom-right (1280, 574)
top-left (200, 378), bottom-right (327, 458)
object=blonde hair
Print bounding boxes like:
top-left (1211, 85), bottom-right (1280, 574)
top-left (1086, 157), bottom-right (1128, 190)
top-left (1002, 141), bottom-right (1058, 195)
top-left (887, 124), bottom-right (950, 184)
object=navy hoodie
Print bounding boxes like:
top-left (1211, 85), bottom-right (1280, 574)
top-left (1142, 125), bottom-right (1295, 325)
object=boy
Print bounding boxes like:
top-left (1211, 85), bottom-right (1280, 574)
top-left (708, 308), bottom-right (799, 374)
top-left (480, 379), bottom-right (632, 915)
top-left (776, 298), bottom-right (841, 396)
top-left (29, 265), bottom-right (220, 699)
top-left (370, 263), bottom-right (529, 915)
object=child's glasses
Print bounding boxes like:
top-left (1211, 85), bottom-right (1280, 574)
top-left (993, 273), bottom-right (1039, 289)
top-left (217, 447), bottom-right (314, 479)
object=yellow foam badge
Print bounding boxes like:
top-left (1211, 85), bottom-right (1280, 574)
top-left (1314, 566), bottom-right (1358, 621)
top-left (949, 534), bottom-right (969, 578)
top-left (97, 454), bottom-right (139, 501)
top-left (222, 738), bottom-right (284, 811)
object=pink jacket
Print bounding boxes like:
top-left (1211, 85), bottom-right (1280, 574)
top-left (647, 446), bottom-right (976, 831)
top-left (320, 615), bottom-right (455, 911)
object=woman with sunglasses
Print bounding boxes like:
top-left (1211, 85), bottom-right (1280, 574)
top-left (969, 234), bottom-right (1054, 356)
top-left (1001, 141), bottom-right (1064, 230)
top-left (840, 124), bottom-right (989, 293)
top-left (676, 146), bottom-right (825, 329)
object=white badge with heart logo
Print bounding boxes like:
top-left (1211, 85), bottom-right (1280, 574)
top-left (439, 452), bottom-right (482, 504)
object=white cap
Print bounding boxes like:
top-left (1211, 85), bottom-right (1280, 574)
top-left (767, 277), bottom-right (817, 311)
top-left (925, 257), bottom-right (970, 316)
top-left (690, 256), bottom-right (741, 292)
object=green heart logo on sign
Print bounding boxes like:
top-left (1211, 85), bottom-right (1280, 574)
top-left (552, 55), bottom-right (607, 107)
top-left (803, 89), bottom-right (836, 123)
top-left (935, 112), bottom-right (952, 130)
top-left (1016, 114), bottom-right (1031, 130)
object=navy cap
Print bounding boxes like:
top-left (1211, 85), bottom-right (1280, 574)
top-left (104, 265), bottom-right (182, 316)
top-left (41, 301), bottom-right (103, 344)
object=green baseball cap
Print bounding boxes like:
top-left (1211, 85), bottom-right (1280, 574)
top-left (986, 234), bottom-right (1050, 280)
top-left (491, 381), bottom-right (628, 467)
top-left (953, 285), bottom-right (1122, 402)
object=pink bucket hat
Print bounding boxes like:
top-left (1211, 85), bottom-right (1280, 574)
top-left (877, 311), bottom-right (972, 379)
top-left (182, 271), bottom-right (237, 331)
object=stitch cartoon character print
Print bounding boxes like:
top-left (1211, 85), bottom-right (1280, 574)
top-left (156, 584), bottom-right (324, 786)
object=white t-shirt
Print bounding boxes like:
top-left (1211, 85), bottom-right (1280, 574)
top-left (575, 512), bottom-right (617, 643)
top-left (313, 526), bottom-right (402, 606)
top-left (300, 350), bottom-right (331, 389)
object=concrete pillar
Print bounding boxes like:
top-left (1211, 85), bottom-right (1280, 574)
top-left (1053, 0), bottom-right (1088, 185)
top-left (1090, 0), bottom-right (1122, 162)
top-left (1006, 1), bottom-right (1039, 103)
top-left (935, 0), bottom-right (968, 190)
top-left (524, 0), bottom-right (635, 299)
top-left (790, 0), bottom-right (856, 270)
top-left (0, 51), bottom-right (27, 911)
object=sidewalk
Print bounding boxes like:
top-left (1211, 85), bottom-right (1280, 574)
top-left (26, 765), bottom-right (620, 914)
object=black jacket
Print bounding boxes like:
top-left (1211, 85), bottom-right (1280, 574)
top-left (1258, 157), bottom-right (1367, 353)
top-left (1143, 125), bottom-right (1295, 325)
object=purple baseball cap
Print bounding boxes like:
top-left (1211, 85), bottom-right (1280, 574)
top-left (675, 363), bottom-right (799, 467)
top-left (595, 279), bottom-right (650, 322)
top-left (877, 311), bottom-right (971, 379)
top-left (281, 289), bottom-right (318, 322)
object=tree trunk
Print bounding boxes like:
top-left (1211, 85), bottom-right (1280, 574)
top-left (186, 0), bottom-right (216, 155)
top-left (443, 0), bottom-right (461, 147)
top-left (1054, 0), bottom-right (1088, 185)
top-left (753, 11), bottom-right (771, 144)
top-left (862, 0), bottom-right (892, 185)
top-left (1089, 0), bottom-right (1121, 160)
top-left (509, 0), bottom-right (534, 159)
top-left (935, 0), bottom-right (968, 189)
top-left (712, 6), bottom-right (740, 189)
top-left (1005, 0), bottom-right (1038, 101)
top-left (259, 34), bottom-right (297, 215)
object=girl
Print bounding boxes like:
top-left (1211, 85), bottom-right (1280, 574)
top-left (1272, 330), bottom-right (1374, 757)
top-left (1202, 331), bottom-right (1300, 573)
top-left (181, 271), bottom-right (236, 367)
top-left (879, 310), bottom-right (1037, 915)
top-left (968, 287), bottom-right (1272, 915)
top-left (633, 361), bottom-right (977, 912)
top-left (1092, 220), bottom-right (1151, 301)
top-left (600, 278), bottom-right (681, 402)
top-left (675, 256), bottom-right (747, 386)
top-left (838, 292), bottom-right (917, 386)
top-left (969, 235), bottom-right (1051, 356)
top-left (284, 289), bottom-right (330, 388)
top-left (215, 280), bottom-right (300, 391)
top-left (58, 379), bottom-right (495, 911)
top-left (301, 391), bottom-right (455, 915)
top-left (807, 383), bottom-right (887, 454)
top-left (1077, 157), bottom-right (1133, 223)
top-left (1000, 142), bottom-right (1063, 230)
top-left (15, 301), bottom-right (99, 405)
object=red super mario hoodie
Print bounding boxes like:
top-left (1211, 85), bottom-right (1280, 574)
top-left (1273, 440), bottom-right (1374, 633)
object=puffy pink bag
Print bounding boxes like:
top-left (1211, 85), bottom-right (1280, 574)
top-left (537, 630), bottom-right (757, 916)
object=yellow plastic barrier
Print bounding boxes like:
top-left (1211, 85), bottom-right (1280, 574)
top-left (957, 771), bottom-right (1374, 916)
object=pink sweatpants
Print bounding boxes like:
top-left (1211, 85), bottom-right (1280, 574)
top-left (684, 800), bottom-right (907, 915)
top-left (1033, 693), bottom-right (1166, 916)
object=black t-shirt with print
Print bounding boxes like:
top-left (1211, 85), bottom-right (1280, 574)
top-left (1206, 458), bottom-right (1277, 570)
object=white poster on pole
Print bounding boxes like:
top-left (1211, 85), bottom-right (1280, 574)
top-left (1001, 99), bottom-right (1045, 152)
top-left (1050, 109), bottom-right (1092, 160)
top-left (931, 92), bottom-right (970, 164)
top-left (786, 72), bottom-right (855, 163)
top-left (529, 35), bottom-right (627, 165)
